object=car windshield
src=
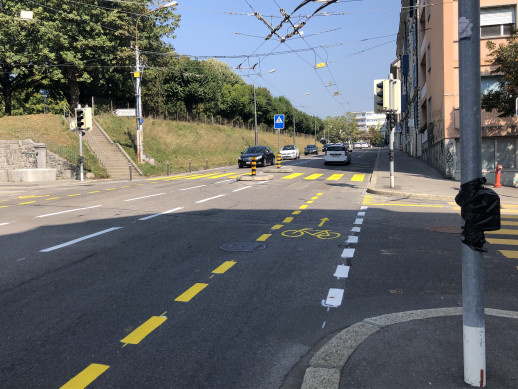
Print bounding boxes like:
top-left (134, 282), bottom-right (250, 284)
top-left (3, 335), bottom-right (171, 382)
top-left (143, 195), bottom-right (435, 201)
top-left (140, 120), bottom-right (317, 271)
top-left (306, 145), bottom-right (316, 148)
top-left (327, 146), bottom-right (346, 151)
top-left (282, 145), bottom-right (294, 150)
top-left (244, 147), bottom-right (265, 153)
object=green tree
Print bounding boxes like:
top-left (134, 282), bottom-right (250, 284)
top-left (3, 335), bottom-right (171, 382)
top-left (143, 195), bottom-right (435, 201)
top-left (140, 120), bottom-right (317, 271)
top-left (324, 113), bottom-right (361, 143)
top-left (481, 33), bottom-right (518, 117)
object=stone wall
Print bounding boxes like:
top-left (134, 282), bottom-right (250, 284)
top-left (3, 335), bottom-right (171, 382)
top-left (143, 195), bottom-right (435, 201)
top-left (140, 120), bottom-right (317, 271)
top-left (0, 140), bottom-right (73, 178)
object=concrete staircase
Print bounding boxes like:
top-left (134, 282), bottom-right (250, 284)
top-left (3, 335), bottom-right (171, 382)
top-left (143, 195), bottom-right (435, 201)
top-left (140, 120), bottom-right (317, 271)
top-left (84, 121), bottom-right (143, 180)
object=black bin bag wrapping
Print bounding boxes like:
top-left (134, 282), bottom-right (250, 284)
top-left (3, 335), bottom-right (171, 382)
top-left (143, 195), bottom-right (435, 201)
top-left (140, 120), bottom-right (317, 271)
top-left (455, 177), bottom-right (501, 252)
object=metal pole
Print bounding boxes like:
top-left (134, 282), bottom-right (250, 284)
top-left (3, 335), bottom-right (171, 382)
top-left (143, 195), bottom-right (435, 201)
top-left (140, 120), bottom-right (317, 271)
top-left (314, 116), bottom-right (317, 145)
top-left (458, 1), bottom-right (485, 386)
top-left (79, 132), bottom-right (84, 182)
top-left (253, 82), bottom-right (258, 146)
top-left (129, 163), bottom-right (132, 181)
top-left (389, 74), bottom-right (395, 188)
top-left (293, 110), bottom-right (296, 145)
top-left (167, 161), bottom-right (170, 176)
top-left (135, 47), bottom-right (144, 163)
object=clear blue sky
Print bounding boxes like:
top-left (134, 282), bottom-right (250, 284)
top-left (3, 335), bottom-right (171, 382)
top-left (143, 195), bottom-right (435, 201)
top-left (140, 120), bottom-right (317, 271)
top-left (171, 0), bottom-right (401, 119)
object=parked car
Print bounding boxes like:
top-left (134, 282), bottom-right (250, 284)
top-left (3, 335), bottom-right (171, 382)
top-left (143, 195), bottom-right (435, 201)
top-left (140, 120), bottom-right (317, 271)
top-left (322, 144), bottom-right (330, 153)
top-left (324, 144), bottom-right (351, 165)
top-left (280, 145), bottom-right (300, 160)
top-left (354, 141), bottom-right (370, 149)
top-left (238, 146), bottom-right (275, 168)
top-left (304, 144), bottom-right (318, 155)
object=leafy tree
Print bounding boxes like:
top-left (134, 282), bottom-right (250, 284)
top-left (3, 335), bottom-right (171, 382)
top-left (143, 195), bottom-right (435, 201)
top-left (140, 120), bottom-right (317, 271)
top-left (324, 113), bottom-right (361, 143)
top-left (481, 33), bottom-right (518, 117)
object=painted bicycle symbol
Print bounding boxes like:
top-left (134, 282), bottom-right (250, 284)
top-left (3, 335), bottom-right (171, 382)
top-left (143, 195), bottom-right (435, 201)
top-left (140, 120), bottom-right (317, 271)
top-left (281, 228), bottom-right (341, 240)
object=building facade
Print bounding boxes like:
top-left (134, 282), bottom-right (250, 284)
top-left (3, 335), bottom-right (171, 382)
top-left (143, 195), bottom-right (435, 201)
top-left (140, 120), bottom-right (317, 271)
top-left (397, 0), bottom-right (518, 185)
top-left (354, 111), bottom-right (386, 132)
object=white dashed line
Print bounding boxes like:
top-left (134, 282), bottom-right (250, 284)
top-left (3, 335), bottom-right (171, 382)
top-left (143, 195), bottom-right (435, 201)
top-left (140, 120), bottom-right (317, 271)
top-left (138, 207), bottom-right (184, 221)
top-left (354, 218), bottom-right (364, 225)
top-left (40, 227), bottom-right (123, 252)
top-left (196, 194), bottom-right (225, 203)
top-left (351, 227), bottom-right (361, 232)
top-left (233, 186), bottom-right (251, 192)
top-left (214, 179), bottom-right (234, 184)
top-left (124, 193), bottom-right (165, 201)
top-left (341, 248), bottom-right (355, 258)
top-left (357, 211), bottom-right (366, 216)
top-left (334, 265), bottom-right (350, 279)
top-left (36, 205), bottom-right (103, 218)
top-left (346, 236), bottom-right (359, 244)
top-left (180, 185), bottom-right (206, 191)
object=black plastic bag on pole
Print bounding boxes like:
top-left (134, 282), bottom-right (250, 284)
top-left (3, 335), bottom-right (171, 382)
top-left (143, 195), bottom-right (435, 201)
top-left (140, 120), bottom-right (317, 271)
top-left (455, 177), bottom-right (501, 252)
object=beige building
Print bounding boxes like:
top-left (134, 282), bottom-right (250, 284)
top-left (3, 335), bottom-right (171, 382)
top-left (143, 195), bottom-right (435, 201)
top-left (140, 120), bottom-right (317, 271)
top-left (397, 0), bottom-right (518, 185)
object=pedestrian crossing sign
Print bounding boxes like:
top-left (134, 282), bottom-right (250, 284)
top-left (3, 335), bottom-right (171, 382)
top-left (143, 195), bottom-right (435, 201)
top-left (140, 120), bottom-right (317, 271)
top-left (274, 114), bottom-right (285, 129)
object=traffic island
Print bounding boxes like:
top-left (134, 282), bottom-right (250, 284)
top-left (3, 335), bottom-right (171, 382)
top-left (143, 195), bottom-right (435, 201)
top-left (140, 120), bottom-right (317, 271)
top-left (236, 174), bottom-right (274, 181)
top-left (263, 167), bottom-right (292, 173)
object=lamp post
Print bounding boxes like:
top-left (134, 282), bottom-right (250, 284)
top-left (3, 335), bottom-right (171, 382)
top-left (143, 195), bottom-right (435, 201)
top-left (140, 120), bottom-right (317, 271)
top-left (134, 1), bottom-right (177, 163)
top-left (252, 69), bottom-right (276, 146)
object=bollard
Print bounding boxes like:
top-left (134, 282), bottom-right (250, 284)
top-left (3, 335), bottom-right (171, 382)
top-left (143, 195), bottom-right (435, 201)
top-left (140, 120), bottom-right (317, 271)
top-left (205, 158), bottom-right (208, 170)
top-left (189, 159), bottom-right (192, 172)
top-left (494, 164), bottom-right (502, 188)
top-left (277, 153), bottom-right (281, 169)
top-left (251, 156), bottom-right (256, 176)
top-left (167, 161), bottom-right (170, 176)
top-left (129, 163), bottom-right (132, 181)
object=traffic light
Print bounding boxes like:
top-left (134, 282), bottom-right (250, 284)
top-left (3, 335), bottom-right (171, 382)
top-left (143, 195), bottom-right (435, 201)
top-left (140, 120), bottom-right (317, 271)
top-left (76, 108), bottom-right (85, 129)
top-left (392, 80), bottom-right (401, 114)
top-left (388, 113), bottom-right (397, 129)
top-left (374, 79), bottom-right (390, 113)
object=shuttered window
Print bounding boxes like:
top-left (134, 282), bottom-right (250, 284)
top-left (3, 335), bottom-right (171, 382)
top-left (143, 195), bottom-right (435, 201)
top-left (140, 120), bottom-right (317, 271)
top-left (481, 6), bottom-right (515, 38)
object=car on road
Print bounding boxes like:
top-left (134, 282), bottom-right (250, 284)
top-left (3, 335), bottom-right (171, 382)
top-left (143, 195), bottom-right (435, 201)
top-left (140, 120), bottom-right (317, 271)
top-left (354, 141), bottom-right (370, 149)
top-left (238, 146), bottom-right (276, 168)
top-left (324, 144), bottom-right (351, 165)
top-left (322, 144), bottom-right (330, 153)
top-left (280, 145), bottom-right (300, 160)
top-left (304, 144), bottom-right (318, 155)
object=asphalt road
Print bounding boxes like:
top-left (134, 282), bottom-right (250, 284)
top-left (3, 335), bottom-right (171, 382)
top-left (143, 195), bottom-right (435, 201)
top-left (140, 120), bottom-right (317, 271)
top-left (1, 149), bottom-right (517, 388)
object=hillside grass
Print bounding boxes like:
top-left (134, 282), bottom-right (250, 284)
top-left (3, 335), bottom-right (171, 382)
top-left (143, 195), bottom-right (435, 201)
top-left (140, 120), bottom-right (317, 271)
top-left (95, 114), bottom-right (315, 176)
top-left (0, 114), bottom-right (108, 178)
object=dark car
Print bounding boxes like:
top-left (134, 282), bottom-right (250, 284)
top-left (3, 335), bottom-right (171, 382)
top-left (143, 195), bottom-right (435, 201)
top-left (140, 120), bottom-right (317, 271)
top-left (304, 144), bottom-right (318, 155)
top-left (238, 146), bottom-right (275, 168)
top-left (322, 144), bottom-right (330, 153)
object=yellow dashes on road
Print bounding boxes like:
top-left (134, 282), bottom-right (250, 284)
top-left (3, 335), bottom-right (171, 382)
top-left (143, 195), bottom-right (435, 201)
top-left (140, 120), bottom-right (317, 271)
top-left (271, 224), bottom-right (283, 230)
top-left (351, 174), bottom-right (365, 182)
top-left (502, 220), bottom-right (518, 226)
top-left (60, 364), bottom-right (110, 389)
top-left (304, 173), bottom-right (323, 180)
top-left (175, 283), bottom-right (208, 302)
top-left (498, 250), bottom-right (518, 259)
top-left (282, 173), bottom-right (304, 180)
top-left (487, 229), bottom-right (518, 236)
top-left (326, 174), bottom-right (344, 181)
top-left (45, 197), bottom-right (60, 200)
top-left (486, 238), bottom-right (518, 246)
top-left (299, 205), bottom-right (308, 209)
top-left (207, 173), bottom-right (234, 179)
top-left (212, 261), bottom-right (236, 274)
top-left (18, 201), bottom-right (36, 205)
top-left (120, 316), bottom-right (167, 345)
top-left (256, 234), bottom-right (271, 242)
top-left (283, 217), bottom-right (293, 223)
top-left (68, 194), bottom-right (81, 197)
top-left (292, 210), bottom-right (301, 215)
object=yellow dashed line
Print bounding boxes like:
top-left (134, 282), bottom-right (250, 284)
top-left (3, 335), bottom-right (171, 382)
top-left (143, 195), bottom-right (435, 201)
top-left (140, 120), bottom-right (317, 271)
top-left (120, 316), bottom-right (167, 345)
top-left (18, 201), bottom-right (36, 205)
top-left (299, 205), bottom-right (308, 209)
top-left (45, 197), bottom-right (60, 200)
top-left (311, 197), bottom-right (318, 200)
top-left (487, 229), bottom-right (518, 235)
top-left (502, 221), bottom-right (518, 226)
top-left (283, 217), bottom-right (293, 223)
top-left (212, 261), bottom-right (236, 274)
top-left (0, 205), bottom-right (8, 208)
top-left (326, 174), bottom-right (343, 181)
top-left (88, 191), bottom-right (100, 194)
top-left (317, 193), bottom-right (323, 195)
top-left (304, 174), bottom-right (323, 180)
top-left (60, 364), bottom-right (110, 389)
top-left (292, 210), bottom-right (301, 215)
top-left (272, 225), bottom-right (283, 230)
top-left (105, 188), bottom-right (116, 191)
top-left (68, 194), bottom-right (81, 197)
top-left (175, 283), bottom-right (208, 302)
top-left (282, 173), bottom-right (304, 180)
top-left (256, 234), bottom-right (271, 242)
top-left (486, 238), bottom-right (518, 245)
top-left (121, 186), bottom-right (131, 188)
top-left (498, 250), bottom-right (518, 259)
top-left (351, 174), bottom-right (365, 182)
top-left (306, 201), bottom-right (313, 204)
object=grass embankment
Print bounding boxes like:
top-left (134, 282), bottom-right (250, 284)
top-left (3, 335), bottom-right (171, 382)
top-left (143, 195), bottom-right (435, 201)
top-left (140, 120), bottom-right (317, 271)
top-left (96, 115), bottom-right (314, 176)
top-left (0, 114), bottom-right (108, 178)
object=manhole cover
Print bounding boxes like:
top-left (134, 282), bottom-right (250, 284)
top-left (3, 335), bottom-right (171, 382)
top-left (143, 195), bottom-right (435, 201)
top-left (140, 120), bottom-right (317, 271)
top-left (220, 242), bottom-right (267, 252)
top-left (428, 226), bottom-right (462, 234)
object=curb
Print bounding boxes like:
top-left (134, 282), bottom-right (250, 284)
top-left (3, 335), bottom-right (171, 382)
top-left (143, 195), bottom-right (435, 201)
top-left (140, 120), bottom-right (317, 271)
top-left (300, 307), bottom-right (518, 389)
top-left (236, 174), bottom-right (274, 181)
top-left (264, 167), bottom-right (293, 173)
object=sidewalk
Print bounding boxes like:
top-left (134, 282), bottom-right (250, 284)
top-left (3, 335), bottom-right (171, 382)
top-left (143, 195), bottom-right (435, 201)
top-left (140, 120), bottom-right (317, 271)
top-left (300, 149), bottom-right (518, 389)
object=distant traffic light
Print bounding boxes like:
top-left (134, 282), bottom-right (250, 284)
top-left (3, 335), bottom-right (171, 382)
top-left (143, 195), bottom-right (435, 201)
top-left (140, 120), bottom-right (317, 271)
top-left (373, 79), bottom-right (390, 113)
top-left (76, 108), bottom-right (85, 129)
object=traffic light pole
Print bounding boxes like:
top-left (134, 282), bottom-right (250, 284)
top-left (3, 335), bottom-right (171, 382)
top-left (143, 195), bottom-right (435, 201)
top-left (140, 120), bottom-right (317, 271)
top-left (458, 1), bottom-right (486, 386)
top-left (389, 74), bottom-right (395, 188)
top-left (135, 48), bottom-right (144, 163)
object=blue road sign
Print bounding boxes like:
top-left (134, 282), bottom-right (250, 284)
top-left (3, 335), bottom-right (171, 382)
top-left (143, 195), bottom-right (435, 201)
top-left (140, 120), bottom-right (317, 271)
top-left (274, 114), bottom-right (285, 129)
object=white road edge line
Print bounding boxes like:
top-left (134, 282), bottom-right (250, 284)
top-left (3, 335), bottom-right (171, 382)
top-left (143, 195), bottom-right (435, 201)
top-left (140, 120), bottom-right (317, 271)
top-left (196, 194), bottom-right (225, 203)
top-left (138, 207), bottom-right (184, 221)
top-left (233, 186), bottom-right (251, 192)
top-left (40, 227), bottom-right (123, 252)
top-left (36, 205), bottom-right (103, 218)
top-left (180, 185), bottom-right (206, 191)
top-left (124, 193), bottom-right (165, 201)
top-left (214, 179), bottom-right (234, 184)
top-left (0, 222), bottom-right (11, 226)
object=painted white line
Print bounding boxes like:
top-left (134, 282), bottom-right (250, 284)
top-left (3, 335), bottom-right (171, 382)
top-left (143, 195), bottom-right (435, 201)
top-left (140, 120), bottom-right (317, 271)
top-left (357, 211), bottom-right (366, 216)
top-left (214, 179), bottom-right (234, 184)
top-left (354, 218), bottom-right (364, 225)
top-left (124, 193), bottom-right (165, 201)
top-left (334, 265), bottom-right (350, 279)
top-left (323, 288), bottom-right (344, 308)
top-left (36, 205), bottom-right (103, 218)
top-left (196, 194), bottom-right (225, 203)
top-left (347, 236), bottom-right (359, 244)
top-left (361, 206), bottom-right (368, 210)
top-left (138, 207), bottom-right (184, 221)
top-left (322, 321), bottom-right (326, 328)
top-left (233, 186), bottom-right (251, 192)
top-left (40, 227), bottom-right (122, 252)
top-left (180, 185), bottom-right (206, 191)
top-left (0, 222), bottom-right (11, 226)
top-left (254, 181), bottom-right (269, 185)
top-left (341, 248), bottom-right (355, 258)
top-left (351, 227), bottom-right (361, 232)
top-left (16, 257), bottom-right (25, 262)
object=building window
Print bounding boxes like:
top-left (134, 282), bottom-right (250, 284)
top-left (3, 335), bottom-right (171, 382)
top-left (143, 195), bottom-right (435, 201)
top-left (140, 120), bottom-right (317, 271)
top-left (481, 75), bottom-right (502, 94)
top-left (427, 43), bottom-right (431, 71)
top-left (481, 6), bottom-right (516, 38)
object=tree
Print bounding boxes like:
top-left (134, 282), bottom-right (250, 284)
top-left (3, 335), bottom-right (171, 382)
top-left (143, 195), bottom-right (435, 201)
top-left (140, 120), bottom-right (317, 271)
top-left (481, 33), bottom-right (518, 117)
top-left (324, 113), bottom-right (361, 143)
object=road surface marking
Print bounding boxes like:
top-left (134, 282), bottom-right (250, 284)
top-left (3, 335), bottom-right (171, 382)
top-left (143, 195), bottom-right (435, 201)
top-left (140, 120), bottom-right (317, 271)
top-left (233, 186), bottom-right (251, 192)
top-left (486, 238), bottom-right (518, 245)
top-left (60, 364), bottom-right (110, 389)
top-left (180, 185), bottom-right (206, 191)
top-left (88, 191), bottom-right (100, 194)
top-left (207, 173), bottom-right (234, 179)
top-left (304, 174), bottom-right (323, 180)
top-left (317, 192), bottom-right (323, 195)
top-left (351, 227), bottom-right (361, 232)
top-left (215, 179), bottom-right (235, 184)
top-left (125, 193), bottom-right (165, 202)
top-left (36, 205), bottom-right (103, 218)
top-left (18, 201), bottom-right (36, 205)
top-left (45, 197), bottom-right (60, 200)
top-left (283, 217), bottom-right (293, 223)
top-left (299, 205), bottom-right (308, 209)
top-left (292, 211), bottom-right (301, 215)
top-left (502, 221), bottom-right (518, 226)
top-left (498, 250), bottom-right (518, 259)
top-left (282, 173), bottom-right (304, 180)
top-left (196, 194), bottom-right (225, 203)
top-left (326, 174), bottom-right (343, 181)
top-left (323, 288), bottom-right (344, 308)
top-left (105, 188), bottom-right (116, 191)
top-left (361, 206), bottom-right (368, 210)
top-left (175, 283), bottom-right (208, 302)
top-left (257, 234), bottom-right (271, 242)
top-left (486, 229), bottom-right (518, 235)
top-left (40, 227), bottom-right (123, 252)
top-left (311, 196), bottom-right (319, 200)
top-left (272, 225), bottom-right (283, 230)
top-left (212, 261), bottom-right (237, 274)
top-left (334, 265), bottom-right (350, 279)
top-left (351, 174), bottom-right (365, 182)
top-left (121, 186), bottom-right (131, 188)
top-left (68, 194), bottom-right (81, 197)
top-left (186, 173), bottom-right (218, 180)
top-left (120, 316), bottom-right (167, 345)
top-left (354, 218), bottom-right (363, 225)
top-left (138, 207), bottom-right (184, 221)
top-left (357, 211), bottom-right (366, 216)
top-left (0, 205), bottom-right (8, 208)
top-left (306, 201), bottom-right (314, 204)
top-left (0, 222), bottom-right (11, 226)
top-left (341, 248), bottom-right (355, 258)
top-left (347, 236), bottom-right (359, 244)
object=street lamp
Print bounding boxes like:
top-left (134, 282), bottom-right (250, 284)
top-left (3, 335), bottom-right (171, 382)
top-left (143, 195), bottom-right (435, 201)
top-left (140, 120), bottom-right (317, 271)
top-left (134, 1), bottom-right (177, 163)
top-left (253, 69), bottom-right (276, 146)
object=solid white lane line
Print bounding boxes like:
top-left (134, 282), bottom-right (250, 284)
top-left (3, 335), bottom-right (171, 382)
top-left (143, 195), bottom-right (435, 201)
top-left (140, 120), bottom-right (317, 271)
top-left (214, 179), bottom-right (234, 184)
top-left (347, 236), bottom-right (359, 244)
top-left (334, 265), bottom-right (350, 279)
top-left (180, 185), bottom-right (206, 191)
top-left (341, 248), bottom-right (355, 258)
top-left (354, 218), bottom-right (364, 225)
top-left (36, 205), bottom-right (103, 218)
top-left (233, 186), bottom-right (251, 192)
top-left (40, 227), bottom-right (122, 252)
top-left (351, 227), bottom-right (361, 232)
top-left (196, 194), bottom-right (225, 203)
top-left (138, 207), bottom-right (184, 221)
top-left (124, 193), bottom-right (165, 201)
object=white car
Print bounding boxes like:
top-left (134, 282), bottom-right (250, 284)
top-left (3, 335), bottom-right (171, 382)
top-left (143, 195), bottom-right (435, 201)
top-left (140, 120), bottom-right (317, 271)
top-left (280, 145), bottom-right (300, 160)
top-left (324, 144), bottom-right (351, 165)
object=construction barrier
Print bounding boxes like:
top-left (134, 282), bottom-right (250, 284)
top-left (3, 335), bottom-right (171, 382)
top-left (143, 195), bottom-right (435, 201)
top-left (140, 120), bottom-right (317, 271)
top-left (277, 153), bottom-right (281, 169)
top-left (251, 156), bottom-right (256, 176)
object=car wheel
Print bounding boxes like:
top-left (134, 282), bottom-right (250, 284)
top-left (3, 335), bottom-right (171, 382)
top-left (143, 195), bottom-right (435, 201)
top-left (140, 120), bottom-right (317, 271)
top-left (324, 161), bottom-right (329, 165)
top-left (262, 158), bottom-right (267, 167)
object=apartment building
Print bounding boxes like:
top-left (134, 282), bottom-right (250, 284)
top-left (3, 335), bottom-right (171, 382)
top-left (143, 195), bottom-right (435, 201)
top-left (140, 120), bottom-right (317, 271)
top-left (353, 111), bottom-right (386, 132)
top-left (397, 0), bottom-right (518, 184)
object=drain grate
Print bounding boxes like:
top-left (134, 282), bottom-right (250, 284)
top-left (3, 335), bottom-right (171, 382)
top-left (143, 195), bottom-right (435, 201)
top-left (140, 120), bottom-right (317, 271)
top-left (219, 242), bottom-right (267, 252)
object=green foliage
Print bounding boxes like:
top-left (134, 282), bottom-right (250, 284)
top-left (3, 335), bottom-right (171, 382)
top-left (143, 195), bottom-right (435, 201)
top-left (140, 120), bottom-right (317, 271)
top-left (481, 34), bottom-right (518, 117)
top-left (324, 113), bottom-right (361, 143)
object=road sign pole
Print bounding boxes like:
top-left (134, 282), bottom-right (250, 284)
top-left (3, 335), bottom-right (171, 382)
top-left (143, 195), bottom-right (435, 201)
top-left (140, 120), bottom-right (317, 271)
top-left (389, 74), bottom-right (395, 188)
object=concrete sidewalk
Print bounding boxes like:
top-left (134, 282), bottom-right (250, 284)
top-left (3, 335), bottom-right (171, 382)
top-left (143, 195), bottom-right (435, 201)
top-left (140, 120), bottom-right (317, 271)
top-left (301, 149), bottom-right (518, 389)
